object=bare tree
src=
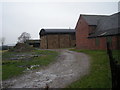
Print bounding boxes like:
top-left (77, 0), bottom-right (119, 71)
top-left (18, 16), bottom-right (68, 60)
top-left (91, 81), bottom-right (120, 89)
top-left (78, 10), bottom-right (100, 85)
top-left (18, 32), bottom-right (31, 43)
top-left (0, 37), bottom-right (5, 46)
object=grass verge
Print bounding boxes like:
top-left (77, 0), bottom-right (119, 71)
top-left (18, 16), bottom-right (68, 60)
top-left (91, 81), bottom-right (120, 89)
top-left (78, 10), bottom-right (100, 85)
top-left (2, 49), bottom-right (59, 80)
top-left (112, 50), bottom-right (120, 64)
top-left (67, 49), bottom-right (112, 88)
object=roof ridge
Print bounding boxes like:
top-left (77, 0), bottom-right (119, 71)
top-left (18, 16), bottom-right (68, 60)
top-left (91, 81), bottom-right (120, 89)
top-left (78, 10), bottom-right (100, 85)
top-left (80, 14), bottom-right (108, 17)
top-left (110, 12), bottom-right (120, 17)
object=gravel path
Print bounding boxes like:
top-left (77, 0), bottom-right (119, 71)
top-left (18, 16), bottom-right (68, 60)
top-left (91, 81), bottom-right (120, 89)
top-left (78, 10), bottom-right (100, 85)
top-left (2, 49), bottom-right (90, 88)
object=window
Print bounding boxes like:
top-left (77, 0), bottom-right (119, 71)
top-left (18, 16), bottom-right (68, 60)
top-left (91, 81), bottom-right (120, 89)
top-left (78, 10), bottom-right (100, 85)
top-left (95, 38), bottom-right (100, 46)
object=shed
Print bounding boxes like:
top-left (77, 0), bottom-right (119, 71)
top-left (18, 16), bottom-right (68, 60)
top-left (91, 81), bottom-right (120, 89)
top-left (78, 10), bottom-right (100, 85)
top-left (75, 12), bottom-right (120, 50)
top-left (88, 12), bottom-right (120, 50)
top-left (39, 29), bottom-right (76, 49)
top-left (25, 39), bottom-right (40, 48)
top-left (89, 12), bottom-right (120, 37)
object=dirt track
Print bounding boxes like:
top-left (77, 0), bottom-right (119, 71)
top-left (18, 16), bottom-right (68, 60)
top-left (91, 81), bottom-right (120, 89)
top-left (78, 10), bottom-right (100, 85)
top-left (2, 49), bottom-right (90, 88)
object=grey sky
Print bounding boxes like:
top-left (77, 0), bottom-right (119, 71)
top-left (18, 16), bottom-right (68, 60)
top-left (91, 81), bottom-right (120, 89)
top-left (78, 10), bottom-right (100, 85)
top-left (0, 1), bottom-right (119, 45)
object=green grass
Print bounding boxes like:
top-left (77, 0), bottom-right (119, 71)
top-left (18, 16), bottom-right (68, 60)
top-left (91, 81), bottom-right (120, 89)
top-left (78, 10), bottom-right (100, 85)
top-left (2, 50), bottom-right (59, 80)
top-left (67, 49), bottom-right (112, 88)
top-left (112, 50), bottom-right (120, 64)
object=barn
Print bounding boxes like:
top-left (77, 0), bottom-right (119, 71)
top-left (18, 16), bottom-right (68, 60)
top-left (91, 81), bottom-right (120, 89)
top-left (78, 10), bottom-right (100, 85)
top-left (89, 12), bottom-right (120, 50)
top-left (75, 12), bottom-right (120, 50)
top-left (39, 29), bottom-right (76, 49)
top-left (75, 14), bottom-right (107, 50)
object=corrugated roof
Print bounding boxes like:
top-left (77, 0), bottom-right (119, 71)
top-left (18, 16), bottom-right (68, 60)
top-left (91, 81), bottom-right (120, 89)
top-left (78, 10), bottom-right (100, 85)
top-left (82, 14), bottom-right (108, 25)
top-left (39, 29), bottom-right (75, 37)
top-left (89, 12), bottom-right (120, 38)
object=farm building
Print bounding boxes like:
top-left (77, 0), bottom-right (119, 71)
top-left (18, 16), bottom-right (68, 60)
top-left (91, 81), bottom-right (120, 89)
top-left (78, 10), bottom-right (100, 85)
top-left (25, 39), bottom-right (40, 48)
top-left (76, 12), bottom-right (120, 50)
top-left (89, 12), bottom-right (120, 50)
top-left (39, 29), bottom-right (76, 49)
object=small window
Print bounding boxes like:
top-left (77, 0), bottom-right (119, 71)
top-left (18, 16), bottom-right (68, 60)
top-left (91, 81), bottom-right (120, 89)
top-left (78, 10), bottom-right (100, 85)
top-left (95, 38), bottom-right (100, 46)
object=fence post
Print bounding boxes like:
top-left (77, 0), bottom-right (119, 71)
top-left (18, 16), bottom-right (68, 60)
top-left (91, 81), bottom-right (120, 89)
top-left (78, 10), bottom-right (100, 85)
top-left (107, 42), bottom-right (119, 88)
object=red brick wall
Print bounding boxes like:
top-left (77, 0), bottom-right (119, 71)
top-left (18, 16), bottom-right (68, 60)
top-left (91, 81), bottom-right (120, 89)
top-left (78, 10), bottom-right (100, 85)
top-left (110, 36), bottom-right (120, 50)
top-left (75, 15), bottom-right (119, 50)
top-left (76, 16), bottom-right (96, 49)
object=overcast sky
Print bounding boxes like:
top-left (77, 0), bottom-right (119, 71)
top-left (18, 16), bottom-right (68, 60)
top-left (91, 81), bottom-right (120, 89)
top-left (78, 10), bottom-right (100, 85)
top-left (0, 0), bottom-right (119, 45)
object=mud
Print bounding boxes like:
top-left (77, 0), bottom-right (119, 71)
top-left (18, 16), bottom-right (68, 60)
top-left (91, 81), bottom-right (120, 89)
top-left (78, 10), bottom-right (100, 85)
top-left (2, 49), bottom-right (90, 88)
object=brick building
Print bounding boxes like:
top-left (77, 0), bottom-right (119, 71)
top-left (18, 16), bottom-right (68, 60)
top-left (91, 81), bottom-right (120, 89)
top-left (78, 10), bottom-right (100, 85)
top-left (39, 29), bottom-right (76, 49)
top-left (76, 12), bottom-right (120, 50)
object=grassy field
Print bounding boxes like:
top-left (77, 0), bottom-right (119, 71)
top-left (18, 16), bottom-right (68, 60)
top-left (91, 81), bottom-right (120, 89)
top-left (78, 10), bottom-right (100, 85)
top-left (67, 49), bottom-right (112, 88)
top-left (2, 49), bottom-right (59, 80)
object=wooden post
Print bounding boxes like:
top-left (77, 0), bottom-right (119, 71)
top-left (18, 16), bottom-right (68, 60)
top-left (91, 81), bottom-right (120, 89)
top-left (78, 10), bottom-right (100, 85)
top-left (107, 42), bottom-right (119, 88)
top-left (46, 35), bottom-right (48, 49)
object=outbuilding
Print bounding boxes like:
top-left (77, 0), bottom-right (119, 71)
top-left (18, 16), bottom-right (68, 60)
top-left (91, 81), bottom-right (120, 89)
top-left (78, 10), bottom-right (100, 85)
top-left (75, 12), bottom-right (120, 50)
top-left (89, 12), bottom-right (120, 50)
top-left (25, 39), bottom-right (40, 48)
top-left (39, 29), bottom-right (76, 49)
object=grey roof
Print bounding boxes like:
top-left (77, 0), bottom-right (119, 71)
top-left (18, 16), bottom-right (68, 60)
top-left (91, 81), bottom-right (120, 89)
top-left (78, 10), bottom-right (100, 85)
top-left (89, 12), bottom-right (120, 37)
top-left (26, 40), bottom-right (40, 43)
top-left (40, 29), bottom-right (75, 37)
top-left (82, 14), bottom-right (108, 25)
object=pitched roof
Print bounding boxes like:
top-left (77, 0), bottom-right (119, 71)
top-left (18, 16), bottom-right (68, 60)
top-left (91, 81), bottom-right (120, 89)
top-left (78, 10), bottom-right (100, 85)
top-left (89, 12), bottom-right (120, 38)
top-left (39, 29), bottom-right (75, 37)
top-left (81, 14), bottom-right (108, 25)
